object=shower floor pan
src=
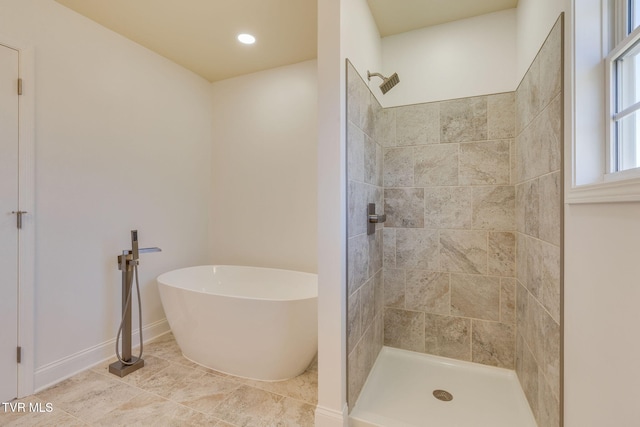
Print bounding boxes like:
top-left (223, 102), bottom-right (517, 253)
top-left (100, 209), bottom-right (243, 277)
top-left (350, 347), bottom-right (537, 427)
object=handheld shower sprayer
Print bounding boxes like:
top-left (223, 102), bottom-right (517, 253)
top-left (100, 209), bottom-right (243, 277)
top-left (367, 70), bottom-right (400, 94)
top-left (109, 230), bottom-right (161, 378)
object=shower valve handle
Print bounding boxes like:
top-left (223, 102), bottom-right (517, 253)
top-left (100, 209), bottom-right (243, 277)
top-left (368, 213), bottom-right (387, 223)
top-left (367, 203), bottom-right (386, 235)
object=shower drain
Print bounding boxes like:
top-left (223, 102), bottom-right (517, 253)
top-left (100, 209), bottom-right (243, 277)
top-left (432, 389), bottom-right (453, 402)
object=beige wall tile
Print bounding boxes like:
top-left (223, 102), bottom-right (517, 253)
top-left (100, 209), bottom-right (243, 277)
top-left (361, 276), bottom-right (377, 329)
top-left (347, 122), bottom-right (365, 183)
top-left (510, 139), bottom-right (517, 185)
top-left (451, 274), bottom-right (500, 321)
top-left (347, 180), bottom-right (367, 237)
top-left (520, 96), bottom-right (562, 182)
top-left (396, 103), bottom-right (440, 146)
top-left (396, 228), bottom-right (440, 270)
top-left (526, 293), bottom-right (546, 365)
top-left (516, 233), bottom-right (527, 286)
top-left (515, 58), bottom-right (540, 134)
top-left (514, 40), bottom-right (563, 416)
top-left (543, 310), bottom-right (561, 400)
top-left (347, 288), bottom-right (361, 354)
top-left (459, 140), bottom-right (511, 185)
top-left (373, 269), bottom-right (384, 317)
top-left (516, 281), bottom-right (529, 339)
top-left (424, 187), bottom-right (472, 229)
top-left (524, 235), bottom-right (543, 299)
top-left (347, 234), bottom-right (369, 296)
top-left (515, 125), bottom-right (530, 184)
top-left (488, 232), bottom-right (516, 277)
top-left (518, 335), bottom-right (540, 417)
top-left (384, 188), bottom-right (425, 228)
top-left (347, 340), bottom-right (367, 409)
top-left (383, 147), bottom-right (414, 187)
top-left (383, 228), bottom-right (396, 268)
top-left (414, 144), bottom-right (459, 186)
top-left (488, 92), bottom-right (516, 139)
top-left (347, 64), bottom-right (373, 137)
top-left (368, 229), bottom-right (383, 277)
top-left (384, 308), bottom-right (425, 353)
top-left (383, 268), bottom-right (405, 308)
top-left (541, 240), bottom-right (561, 324)
top-left (523, 179), bottom-right (540, 237)
top-left (538, 372), bottom-right (560, 427)
top-left (500, 278), bottom-right (516, 324)
top-left (364, 135), bottom-right (383, 187)
top-left (538, 21), bottom-right (562, 110)
top-left (424, 313), bottom-right (471, 361)
top-left (440, 230), bottom-right (488, 274)
top-left (374, 106), bottom-right (396, 147)
top-left (441, 96), bottom-right (488, 142)
top-left (472, 186), bottom-right (515, 231)
top-left (472, 320), bottom-right (515, 368)
top-left (538, 171), bottom-right (561, 246)
top-left (405, 270), bottom-right (450, 315)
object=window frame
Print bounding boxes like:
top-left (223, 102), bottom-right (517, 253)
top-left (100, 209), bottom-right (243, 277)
top-left (605, 0), bottom-right (640, 181)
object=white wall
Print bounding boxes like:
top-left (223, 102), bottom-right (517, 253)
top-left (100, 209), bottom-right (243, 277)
top-left (316, 0), bottom-right (346, 424)
top-left (569, 0), bottom-right (607, 187)
top-left (375, 0), bottom-right (571, 107)
top-left (563, 1), bottom-right (640, 426)
top-left (209, 60), bottom-right (317, 273)
top-left (516, 0), bottom-right (568, 82)
top-left (381, 9), bottom-right (517, 107)
top-left (564, 202), bottom-right (640, 426)
top-left (0, 0), bottom-right (213, 390)
top-left (341, 0), bottom-right (382, 97)
top-left (316, 0), bottom-right (381, 425)
top-left (518, 0), bottom-right (640, 425)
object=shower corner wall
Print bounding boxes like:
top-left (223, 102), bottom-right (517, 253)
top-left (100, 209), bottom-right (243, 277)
top-left (345, 60), bottom-right (385, 410)
top-left (514, 15), bottom-right (563, 427)
top-left (345, 14), bottom-right (562, 425)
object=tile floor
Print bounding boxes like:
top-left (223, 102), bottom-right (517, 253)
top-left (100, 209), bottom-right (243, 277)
top-left (0, 333), bottom-right (317, 426)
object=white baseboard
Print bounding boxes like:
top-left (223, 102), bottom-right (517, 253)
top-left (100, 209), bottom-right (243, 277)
top-left (315, 403), bottom-right (348, 427)
top-left (34, 319), bottom-right (170, 393)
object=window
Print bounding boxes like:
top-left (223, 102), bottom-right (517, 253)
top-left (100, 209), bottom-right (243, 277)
top-left (607, 0), bottom-right (640, 176)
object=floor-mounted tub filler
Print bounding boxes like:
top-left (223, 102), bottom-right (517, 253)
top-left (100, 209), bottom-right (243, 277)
top-left (350, 347), bottom-right (537, 427)
top-left (157, 265), bottom-right (318, 381)
top-left (109, 230), bottom-right (161, 378)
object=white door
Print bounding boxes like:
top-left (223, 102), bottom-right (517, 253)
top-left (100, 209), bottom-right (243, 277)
top-left (0, 43), bottom-right (19, 403)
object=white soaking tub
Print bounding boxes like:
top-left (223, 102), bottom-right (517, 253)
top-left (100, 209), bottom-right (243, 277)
top-left (157, 265), bottom-right (317, 381)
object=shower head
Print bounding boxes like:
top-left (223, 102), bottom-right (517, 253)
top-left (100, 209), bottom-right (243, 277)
top-left (367, 71), bottom-right (400, 94)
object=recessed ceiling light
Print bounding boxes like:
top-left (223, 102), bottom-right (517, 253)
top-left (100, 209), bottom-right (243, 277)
top-left (237, 33), bottom-right (256, 45)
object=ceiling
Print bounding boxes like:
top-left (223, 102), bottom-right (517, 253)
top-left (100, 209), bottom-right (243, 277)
top-left (54, 0), bottom-right (518, 83)
top-left (367, 0), bottom-right (519, 37)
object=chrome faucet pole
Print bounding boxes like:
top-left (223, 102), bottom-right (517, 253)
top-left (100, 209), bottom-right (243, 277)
top-left (109, 230), bottom-right (160, 378)
top-left (121, 230), bottom-right (139, 363)
top-left (120, 249), bottom-right (133, 363)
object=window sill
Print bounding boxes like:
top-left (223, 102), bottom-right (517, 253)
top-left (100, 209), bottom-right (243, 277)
top-left (566, 175), bottom-right (640, 204)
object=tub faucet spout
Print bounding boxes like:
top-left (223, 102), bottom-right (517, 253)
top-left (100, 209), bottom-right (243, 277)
top-left (138, 247), bottom-right (162, 254)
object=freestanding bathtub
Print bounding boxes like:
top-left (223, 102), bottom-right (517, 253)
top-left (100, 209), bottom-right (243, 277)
top-left (157, 265), bottom-right (318, 381)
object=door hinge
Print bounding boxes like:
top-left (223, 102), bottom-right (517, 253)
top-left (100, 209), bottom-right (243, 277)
top-left (11, 211), bottom-right (27, 229)
top-left (17, 78), bottom-right (22, 95)
top-left (17, 346), bottom-right (22, 364)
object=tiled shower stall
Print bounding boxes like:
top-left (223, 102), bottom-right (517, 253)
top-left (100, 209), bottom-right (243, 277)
top-left (346, 16), bottom-right (562, 427)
